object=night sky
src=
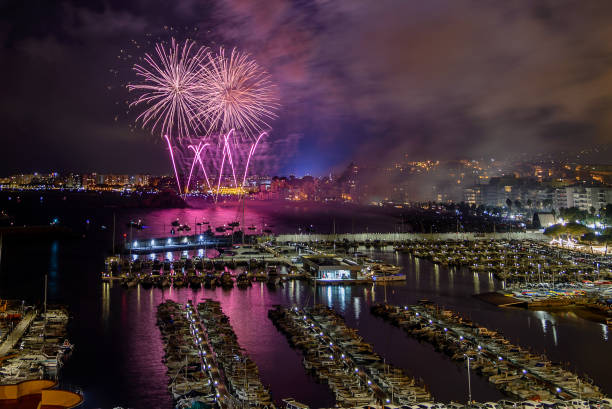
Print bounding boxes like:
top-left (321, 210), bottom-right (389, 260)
top-left (2, 0), bottom-right (612, 176)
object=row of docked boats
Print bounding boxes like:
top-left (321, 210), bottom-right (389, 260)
top-left (0, 308), bottom-right (73, 385)
top-left (371, 303), bottom-right (605, 402)
top-left (157, 301), bottom-right (217, 408)
top-left (116, 268), bottom-right (287, 290)
top-left (107, 255), bottom-right (274, 276)
top-left (394, 240), bottom-right (607, 284)
top-left (269, 304), bottom-right (431, 407)
top-left (196, 299), bottom-right (273, 407)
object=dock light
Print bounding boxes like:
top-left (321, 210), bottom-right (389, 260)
top-left (404, 306), bottom-right (408, 310)
top-left (354, 368), bottom-right (359, 372)
top-left (311, 324), bottom-right (314, 327)
top-left (133, 241), bottom-right (138, 247)
top-left (203, 351), bottom-right (206, 355)
top-left (478, 345), bottom-right (482, 350)
top-left (319, 332), bottom-right (323, 336)
top-left (151, 240), bottom-right (155, 246)
top-left (329, 342), bottom-right (333, 346)
top-left (522, 369), bottom-right (527, 374)
top-left (214, 381), bottom-right (218, 385)
top-left (556, 387), bottom-right (561, 393)
top-left (367, 380), bottom-right (371, 385)
top-left (208, 364), bottom-right (212, 369)
top-left (303, 316), bottom-right (307, 320)
top-left (386, 399), bottom-right (391, 403)
top-left (429, 320), bottom-right (433, 324)
top-left (444, 328), bottom-right (448, 332)
top-left (199, 235), bottom-right (203, 241)
top-left (341, 354), bottom-right (345, 359)
top-left (460, 336), bottom-right (464, 340)
top-left (216, 393), bottom-right (220, 397)
top-left (167, 238), bottom-right (172, 244)
top-left (415, 312), bottom-right (419, 316)
top-left (498, 356), bottom-right (503, 361)
top-left (330, 355), bottom-right (333, 359)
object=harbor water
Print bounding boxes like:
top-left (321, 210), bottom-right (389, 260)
top-left (0, 202), bottom-right (610, 408)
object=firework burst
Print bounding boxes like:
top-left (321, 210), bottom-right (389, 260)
top-left (197, 47), bottom-right (278, 138)
top-left (127, 38), bottom-right (208, 140)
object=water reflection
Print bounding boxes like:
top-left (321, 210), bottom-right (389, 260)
top-left (85, 248), bottom-right (612, 407)
top-left (102, 282), bottom-right (110, 325)
top-left (48, 240), bottom-right (59, 297)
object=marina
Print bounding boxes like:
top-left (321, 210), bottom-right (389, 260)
top-left (269, 304), bottom-right (431, 406)
top-left (371, 303), bottom-right (605, 401)
top-left (0, 303), bottom-right (74, 386)
top-left (1, 208), bottom-right (611, 409)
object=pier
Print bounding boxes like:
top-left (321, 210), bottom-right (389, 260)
top-left (0, 310), bottom-right (36, 357)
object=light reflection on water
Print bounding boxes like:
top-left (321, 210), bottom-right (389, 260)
top-left (88, 250), bottom-right (612, 409)
top-left (2, 206), bottom-right (609, 409)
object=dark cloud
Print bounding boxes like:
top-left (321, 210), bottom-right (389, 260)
top-left (1, 0), bottom-right (611, 176)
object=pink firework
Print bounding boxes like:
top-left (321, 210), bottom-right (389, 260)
top-left (127, 38), bottom-right (208, 140)
top-left (197, 47), bottom-right (279, 139)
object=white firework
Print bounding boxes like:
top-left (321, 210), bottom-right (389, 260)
top-left (127, 38), bottom-right (208, 140)
top-left (197, 47), bottom-right (278, 139)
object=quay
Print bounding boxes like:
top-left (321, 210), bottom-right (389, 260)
top-left (372, 303), bottom-right (604, 401)
top-left (122, 232), bottom-right (547, 255)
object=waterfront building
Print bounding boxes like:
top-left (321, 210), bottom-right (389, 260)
top-left (301, 254), bottom-right (363, 280)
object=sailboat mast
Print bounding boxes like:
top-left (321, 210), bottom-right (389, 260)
top-left (44, 274), bottom-right (48, 316)
top-left (112, 212), bottom-right (116, 255)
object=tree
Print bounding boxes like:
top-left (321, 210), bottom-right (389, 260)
top-left (564, 222), bottom-right (591, 240)
top-left (560, 207), bottom-right (588, 223)
top-left (603, 203), bottom-right (612, 227)
top-left (506, 198), bottom-right (512, 211)
top-left (514, 200), bottom-right (522, 210)
top-left (543, 224), bottom-right (566, 241)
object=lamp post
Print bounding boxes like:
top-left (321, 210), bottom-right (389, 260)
top-left (464, 354), bottom-right (472, 403)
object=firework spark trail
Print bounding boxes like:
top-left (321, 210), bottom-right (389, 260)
top-left (191, 145), bottom-right (213, 193)
top-left (241, 132), bottom-right (267, 188)
top-left (186, 142), bottom-right (209, 193)
top-left (223, 130), bottom-right (239, 188)
top-left (164, 135), bottom-right (182, 194)
top-left (128, 39), bottom-right (208, 140)
top-left (198, 48), bottom-right (278, 139)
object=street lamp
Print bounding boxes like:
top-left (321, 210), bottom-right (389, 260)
top-left (464, 354), bottom-right (472, 403)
